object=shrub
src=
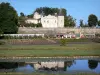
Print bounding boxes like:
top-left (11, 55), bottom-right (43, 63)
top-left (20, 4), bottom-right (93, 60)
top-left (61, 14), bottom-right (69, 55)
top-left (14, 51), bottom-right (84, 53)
top-left (95, 33), bottom-right (100, 38)
top-left (21, 23), bottom-right (42, 27)
top-left (65, 38), bottom-right (90, 42)
top-left (0, 41), bottom-right (5, 45)
top-left (60, 39), bottom-right (66, 46)
top-left (91, 38), bottom-right (100, 43)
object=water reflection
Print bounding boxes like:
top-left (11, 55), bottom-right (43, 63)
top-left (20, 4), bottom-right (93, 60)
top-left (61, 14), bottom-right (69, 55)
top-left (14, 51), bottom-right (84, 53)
top-left (34, 60), bottom-right (74, 71)
top-left (0, 59), bottom-right (100, 74)
top-left (88, 60), bottom-right (98, 70)
top-left (0, 62), bottom-right (18, 69)
top-left (15, 64), bottom-right (34, 73)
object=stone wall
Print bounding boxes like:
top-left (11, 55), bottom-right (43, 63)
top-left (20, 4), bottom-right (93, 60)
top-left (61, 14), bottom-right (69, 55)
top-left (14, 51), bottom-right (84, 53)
top-left (18, 27), bottom-right (100, 34)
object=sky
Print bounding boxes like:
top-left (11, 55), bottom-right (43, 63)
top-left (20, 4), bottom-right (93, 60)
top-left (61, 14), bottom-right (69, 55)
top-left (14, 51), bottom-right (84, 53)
top-left (0, 0), bottom-right (100, 26)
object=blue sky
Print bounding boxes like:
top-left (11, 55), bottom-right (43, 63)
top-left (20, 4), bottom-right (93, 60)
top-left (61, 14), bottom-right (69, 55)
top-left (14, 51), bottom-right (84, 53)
top-left (0, 0), bottom-right (100, 25)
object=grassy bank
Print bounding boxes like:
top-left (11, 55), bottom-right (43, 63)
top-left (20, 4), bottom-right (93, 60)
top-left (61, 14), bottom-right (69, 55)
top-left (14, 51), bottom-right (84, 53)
top-left (0, 43), bottom-right (100, 50)
top-left (0, 38), bottom-right (96, 45)
top-left (0, 44), bottom-right (100, 57)
top-left (0, 49), bottom-right (100, 57)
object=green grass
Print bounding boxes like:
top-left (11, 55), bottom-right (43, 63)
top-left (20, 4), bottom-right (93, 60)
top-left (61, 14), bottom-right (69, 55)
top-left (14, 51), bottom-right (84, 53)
top-left (0, 49), bottom-right (100, 57)
top-left (0, 43), bottom-right (100, 50)
top-left (64, 38), bottom-right (92, 42)
top-left (0, 44), bottom-right (100, 57)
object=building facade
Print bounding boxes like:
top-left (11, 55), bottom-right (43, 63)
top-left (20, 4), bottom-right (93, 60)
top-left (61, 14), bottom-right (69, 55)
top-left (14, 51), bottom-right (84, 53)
top-left (41, 15), bottom-right (64, 28)
top-left (25, 12), bottom-right (64, 28)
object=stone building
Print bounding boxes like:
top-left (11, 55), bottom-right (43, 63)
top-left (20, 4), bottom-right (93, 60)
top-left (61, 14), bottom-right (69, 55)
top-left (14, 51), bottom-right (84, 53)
top-left (25, 12), bottom-right (64, 28)
top-left (25, 12), bottom-right (41, 24)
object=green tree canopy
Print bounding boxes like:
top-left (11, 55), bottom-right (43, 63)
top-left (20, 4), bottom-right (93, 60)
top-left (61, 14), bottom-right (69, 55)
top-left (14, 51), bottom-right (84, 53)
top-left (20, 12), bottom-right (25, 17)
top-left (64, 15), bottom-right (76, 27)
top-left (0, 2), bottom-right (18, 34)
top-left (98, 20), bottom-right (100, 26)
top-left (79, 19), bottom-right (84, 27)
top-left (0, 28), bottom-right (3, 34)
top-left (34, 7), bottom-right (67, 16)
top-left (18, 12), bottom-right (26, 27)
top-left (88, 14), bottom-right (98, 27)
top-left (27, 14), bottom-right (33, 18)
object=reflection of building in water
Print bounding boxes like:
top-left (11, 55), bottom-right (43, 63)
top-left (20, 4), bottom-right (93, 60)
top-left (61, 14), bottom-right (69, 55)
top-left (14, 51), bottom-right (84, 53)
top-left (34, 61), bottom-right (74, 71)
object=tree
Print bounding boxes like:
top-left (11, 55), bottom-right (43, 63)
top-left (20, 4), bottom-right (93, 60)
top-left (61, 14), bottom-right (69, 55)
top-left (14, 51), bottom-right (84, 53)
top-left (34, 7), bottom-right (66, 16)
top-left (0, 28), bottom-right (4, 39)
top-left (88, 14), bottom-right (98, 27)
top-left (0, 28), bottom-right (3, 34)
top-left (20, 12), bottom-right (25, 17)
top-left (79, 19), bottom-right (84, 27)
top-left (36, 23), bottom-right (42, 27)
top-left (61, 8), bottom-right (67, 17)
top-left (0, 2), bottom-right (18, 34)
top-left (64, 15), bottom-right (76, 27)
top-left (27, 13), bottom-right (33, 18)
top-left (98, 20), bottom-right (100, 26)
top-left (0, 62), bottom-right (18, 69)
top-left (19, 12), bottom-right (26, 27)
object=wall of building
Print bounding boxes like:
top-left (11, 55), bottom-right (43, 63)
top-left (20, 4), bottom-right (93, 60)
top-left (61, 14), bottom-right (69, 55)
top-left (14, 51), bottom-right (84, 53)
top-left (41, 15), bottom-right (58, 28)
top-left (25, 19), bottom-right (39, 24)
top-left (57, 16), bottom-right (64, 27)
top-left (33, 12), bottom-right (41, 19)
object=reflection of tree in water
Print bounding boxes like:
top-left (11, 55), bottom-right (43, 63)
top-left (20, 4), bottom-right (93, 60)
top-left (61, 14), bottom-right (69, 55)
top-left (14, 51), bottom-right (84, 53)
top-left (18, 62), bottom-right (25, 67)
top-left (88, 60), bottom-right (98, 70)
top-left (29, 63), bottom-right (34, 68)
top-left (64, 60), bottom-right (74, 71)
top-left (0, 62), bottom-right (18, 69)
top-left (17, 62), bottom-right (34, 68)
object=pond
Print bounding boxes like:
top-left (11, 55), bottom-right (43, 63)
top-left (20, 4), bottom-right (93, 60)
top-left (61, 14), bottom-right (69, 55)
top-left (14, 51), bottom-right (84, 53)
top-left (0, 59), bottom-right (100, 74)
